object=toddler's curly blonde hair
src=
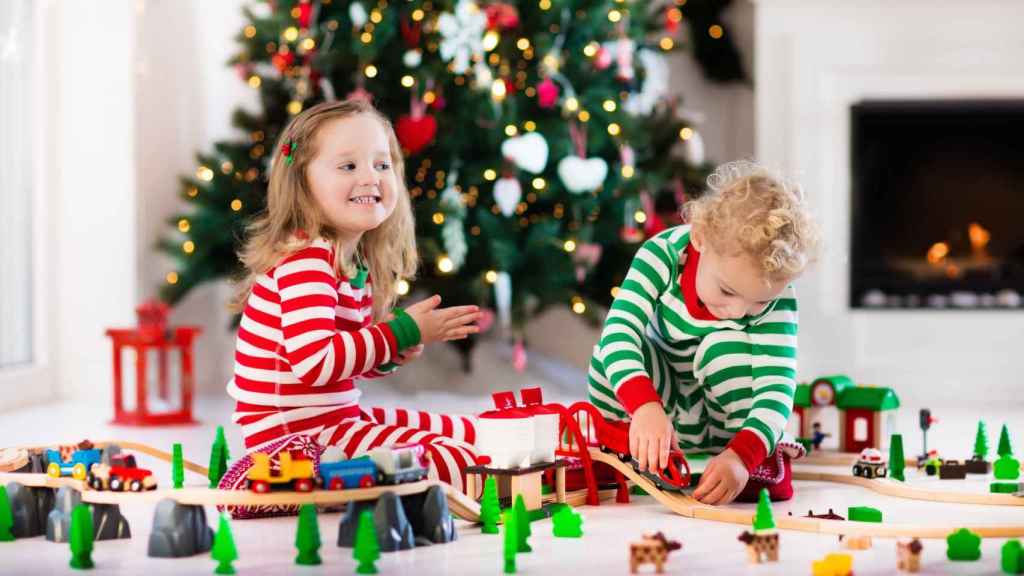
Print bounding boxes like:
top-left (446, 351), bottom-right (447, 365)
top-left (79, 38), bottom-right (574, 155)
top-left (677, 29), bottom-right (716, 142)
top-left (684, 160), bottom-right (821, 283)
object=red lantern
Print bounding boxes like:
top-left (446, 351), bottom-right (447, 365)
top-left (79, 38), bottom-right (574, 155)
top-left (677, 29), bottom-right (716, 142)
top-left (105, 300), bottom-right (201, 426)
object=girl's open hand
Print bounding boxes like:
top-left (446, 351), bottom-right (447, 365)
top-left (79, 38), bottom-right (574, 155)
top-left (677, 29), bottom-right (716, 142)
top-left (404, 295), bottom-right (481, 344)
top-left (629, 402), bottom-right (675, 473)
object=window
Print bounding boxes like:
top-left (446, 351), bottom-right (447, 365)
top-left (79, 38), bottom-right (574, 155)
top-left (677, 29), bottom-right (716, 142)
top-left (0, 0), bottom-right (33, 368)
top-left (853, 417), bottom-right (869, 442)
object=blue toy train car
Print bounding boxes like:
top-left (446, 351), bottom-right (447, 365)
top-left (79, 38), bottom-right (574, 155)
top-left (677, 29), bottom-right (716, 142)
top-left (318, 442), bottom-right (430, 490)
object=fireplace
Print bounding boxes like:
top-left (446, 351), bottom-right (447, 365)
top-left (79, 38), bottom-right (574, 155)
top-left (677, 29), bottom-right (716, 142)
top-left (850, 100), bottom-right (1024, 309)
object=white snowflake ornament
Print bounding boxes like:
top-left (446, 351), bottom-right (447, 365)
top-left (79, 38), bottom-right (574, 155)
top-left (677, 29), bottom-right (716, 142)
top-left (438, 0), bottom-right (487, 75)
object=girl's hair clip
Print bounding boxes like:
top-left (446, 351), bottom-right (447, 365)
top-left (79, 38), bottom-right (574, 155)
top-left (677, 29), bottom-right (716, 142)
top-left (280, 139), bottom-right (296, 165)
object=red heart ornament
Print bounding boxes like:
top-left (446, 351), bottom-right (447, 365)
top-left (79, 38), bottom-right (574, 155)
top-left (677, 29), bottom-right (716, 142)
top-left (396, 114), bottom-right (437, 155)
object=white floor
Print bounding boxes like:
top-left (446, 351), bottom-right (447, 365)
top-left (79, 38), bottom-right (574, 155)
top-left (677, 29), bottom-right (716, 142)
top-left (1, 389), bottom-right (1022, 575)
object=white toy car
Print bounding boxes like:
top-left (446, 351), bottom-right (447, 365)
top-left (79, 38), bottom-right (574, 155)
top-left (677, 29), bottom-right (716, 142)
top-left (852, 448), bottom-right (888, 479)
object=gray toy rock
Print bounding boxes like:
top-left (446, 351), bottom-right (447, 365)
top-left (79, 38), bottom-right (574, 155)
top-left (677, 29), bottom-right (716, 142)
top-left (6, 482), bottom-right (54, 538)
top-left (416, 485), bottom-right (457, 545)
top-left (147, 498), bottom-right (214, 558)
top-left (46, 486), bottom-right (82, 543)
top-left (92, 503), bottom-right (131, 540)
top-left (337, 492), bottom-right (415, 552)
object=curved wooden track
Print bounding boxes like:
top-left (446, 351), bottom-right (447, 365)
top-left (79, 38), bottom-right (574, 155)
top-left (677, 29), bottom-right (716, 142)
top-left (589, 448), bottom-right (1024, 539)
top-left (2, 440), bottom-right (481, 522)
top-left (793, 468), bottom-right (1024, 507)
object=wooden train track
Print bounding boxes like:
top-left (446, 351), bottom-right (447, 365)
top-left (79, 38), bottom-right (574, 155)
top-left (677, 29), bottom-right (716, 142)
top-left (589, 448), bottom-right (1024, 539)
top-left (1, 440), bottom-right (481, 522)
top-left (793, 468), bottom-right (1024, 507)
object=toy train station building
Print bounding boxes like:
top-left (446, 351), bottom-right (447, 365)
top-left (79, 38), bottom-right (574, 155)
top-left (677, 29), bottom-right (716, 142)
top-left (792, 375), bottom-right (900, 453)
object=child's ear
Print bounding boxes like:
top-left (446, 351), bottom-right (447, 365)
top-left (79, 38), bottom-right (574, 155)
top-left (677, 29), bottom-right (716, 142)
top-left (690, 224), bottom-right (705, 252)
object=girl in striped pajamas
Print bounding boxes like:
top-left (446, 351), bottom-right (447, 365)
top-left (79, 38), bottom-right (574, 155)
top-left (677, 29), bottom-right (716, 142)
top-left (589, 161), bottom-right (821, 505)
top-left (225, 99), bottom-right (482, 502)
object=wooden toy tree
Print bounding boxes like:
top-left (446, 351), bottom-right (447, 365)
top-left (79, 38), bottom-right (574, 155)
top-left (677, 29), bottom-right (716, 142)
top-left (211, 512), bottom-right (238, 574)
top-left (480, 476), bottom-right (501, 534)
top-left (973, 421), bottom-right (989, 460)
top-left (354, 509), bottom-right (380, 574)
top-left (208, 427), bottom-right (229, 488)
top-left (294, 504), bottom-right (321, 566)
top-left (513, 494), bottom-right (532, 553)
top-left (889, 434), bottom-right (906, 482)
top-left (0, 485), bottom-right (14, 542)
top-left (999, 424), bottom-right (1013, 458)
top-left (172, 443), bottom-right (184, 489)
top-left (69, 504), bottom-right (94, 570)
top-left (753, 488), bottom-right (776, 532)
top-left (503, 506), bottom-right (519, 574)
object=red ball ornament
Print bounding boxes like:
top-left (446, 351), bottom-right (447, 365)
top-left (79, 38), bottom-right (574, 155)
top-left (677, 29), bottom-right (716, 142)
top-left (272, 51), bottom-right (295, 73)
top-left (396, 114), bottom-right (438, 155)
top-left (429, 93), bottom-right (446, 111)
top-left (401, 19), bottom-right (422, 48)
top-left (537, 77), bottom-right (559, 109)
top-left (595, 47), bottom-right (612, 70)
top-left (486, 3), bottom-right (520, 30)
top-left (297, 1), bottom-right (313, 29)
top-left (503, 77), bottom-right (516, 96)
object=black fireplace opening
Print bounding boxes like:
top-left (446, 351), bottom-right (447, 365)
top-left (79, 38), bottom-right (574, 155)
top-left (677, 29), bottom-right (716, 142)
top-left (850, 100), bottom-right (1024, 309)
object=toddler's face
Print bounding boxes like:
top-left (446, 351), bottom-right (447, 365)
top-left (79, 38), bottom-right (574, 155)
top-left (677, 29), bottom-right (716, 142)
top-left (306, 114), bottom-right (399, 239)
top-left (692, 235), bottom-right (790, 320)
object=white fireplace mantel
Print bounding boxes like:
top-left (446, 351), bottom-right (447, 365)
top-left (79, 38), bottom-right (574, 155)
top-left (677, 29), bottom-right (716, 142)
top-left (753, 0), bottom-right (1024, 407)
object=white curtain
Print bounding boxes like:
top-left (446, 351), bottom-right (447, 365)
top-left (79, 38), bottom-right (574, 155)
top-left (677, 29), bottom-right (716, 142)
top-left (0, 0), bottom-right (33, 368)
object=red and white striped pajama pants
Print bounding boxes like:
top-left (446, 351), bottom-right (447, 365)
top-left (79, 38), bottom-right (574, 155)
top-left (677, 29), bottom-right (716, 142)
top-left (234, 404), bottom-right (480, 495)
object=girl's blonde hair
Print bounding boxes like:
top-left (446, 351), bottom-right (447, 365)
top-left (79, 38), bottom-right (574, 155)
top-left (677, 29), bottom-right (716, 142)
top-left (683, 160), bottom-right (821, 283)
top-left (231, 99), bottom-right (417, 320)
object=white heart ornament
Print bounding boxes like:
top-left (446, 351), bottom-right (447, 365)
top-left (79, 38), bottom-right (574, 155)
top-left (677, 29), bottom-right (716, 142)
top-left (501, 133), bottom-right (548, 174)
top-left (557, 156), bottom-right (608, 194)
top-left (493, 177), bottom-right (522, 217)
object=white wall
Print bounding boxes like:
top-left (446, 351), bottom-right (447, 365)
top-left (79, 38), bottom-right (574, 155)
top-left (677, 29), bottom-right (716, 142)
top-left (754, 0), bottom-right (1024, 408)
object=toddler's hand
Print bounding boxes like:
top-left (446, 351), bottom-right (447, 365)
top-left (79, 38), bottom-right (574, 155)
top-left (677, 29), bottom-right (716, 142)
top-left (693, 448), bottom-right (749, 505)
top-left (629, 402), bottom-right (675, 473)
top-left (404, 295), bottom-right (481, 344)
top-left (393, 344), bottom-right (424, 365)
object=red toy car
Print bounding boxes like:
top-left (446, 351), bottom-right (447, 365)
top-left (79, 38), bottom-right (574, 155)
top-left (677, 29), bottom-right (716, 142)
top-left (87, 454), bottom-right (157, 491)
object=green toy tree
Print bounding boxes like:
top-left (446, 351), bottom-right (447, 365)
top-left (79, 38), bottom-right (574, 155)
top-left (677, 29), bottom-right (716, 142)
top-left (503, 506), bottom-right (519, 574)
top-left (354, 509), bottom-right (380, 574)
top-left (1003, 540), bottom-right (1024, 574)
top-left (973, 421), bottom-right (989, 460)
top-left (68, 504), bottom-right (94, 570)
top-left (209, 427), bottom-right (229, 488)
top-left (156, 0), bottom-right (745, 373)
top-left (0, 485), bottom-right (14, 542)
top-left (994, 455), bottom-right (1021, 481)
top-left (752, 488), bottom-right (775, 532)
top-left (889, 433), bottom-right (906, 482)
top-left (513, 494), bottom-right (532, 553)
top-left (947, 527), bottom-right (982, 561)
top-left (294, 504), bottom-right (322, 565)
top-left (551, 505), bottom-right (583, 538)
top-left (480, 476), bottom-right (501, 534)
top-left (172, 443), bottom-right (185, 489)
top-left (211, 512), bottom-right (239, 575)
top-left (999, 424), bottom-right (1013, 458)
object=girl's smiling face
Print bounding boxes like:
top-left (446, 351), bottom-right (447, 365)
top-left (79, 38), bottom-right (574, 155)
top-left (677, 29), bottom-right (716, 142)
top-left (306, 113), bottom-right (399, 243)
top-left (691, 227), bottom-right (790, 320)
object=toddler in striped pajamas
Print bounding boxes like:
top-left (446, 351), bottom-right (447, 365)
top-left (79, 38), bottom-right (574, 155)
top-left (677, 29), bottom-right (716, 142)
top-left (589, 161), bottom-right (821, 505)
top-left (224, 99), bottom-right (482, 505)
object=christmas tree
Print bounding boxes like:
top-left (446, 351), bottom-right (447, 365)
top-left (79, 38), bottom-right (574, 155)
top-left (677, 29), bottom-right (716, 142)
top-left (172, 443), bottom-right (185, 489)
top-left (0, 485), bottom-right (13, 542)
top-left (354, 509), bottom-right (380, 574)
top-left (69, 504), bottom-right (94, 570)
top-left (752, 488), bottom-right (775, 532)
top-left (889, 433), bottom-right (905, 482)
top-left (973, 421), bottom-right (989, 461)
top-left (295, 504), bottom-right (322, 565)
top-left (158, 0), bottom-right (741, 370)
top-left (480, 476), bottom-right (501, 534)
top-left (212, 512), bottom-right (239, 575)
top-left (998, 424), bottom-right (1013, 458)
